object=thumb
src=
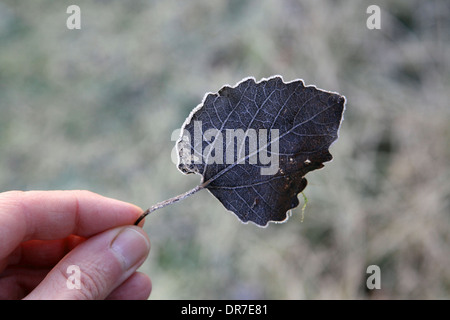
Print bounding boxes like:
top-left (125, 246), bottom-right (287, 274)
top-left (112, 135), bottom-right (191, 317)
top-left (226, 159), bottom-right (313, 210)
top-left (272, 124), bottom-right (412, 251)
top-left (24, 226), bottom-right (150, 300)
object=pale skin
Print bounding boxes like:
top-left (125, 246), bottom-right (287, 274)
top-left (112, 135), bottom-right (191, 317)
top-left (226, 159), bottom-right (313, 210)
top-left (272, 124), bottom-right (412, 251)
top-left (0, 190), bottom-right (151, 299)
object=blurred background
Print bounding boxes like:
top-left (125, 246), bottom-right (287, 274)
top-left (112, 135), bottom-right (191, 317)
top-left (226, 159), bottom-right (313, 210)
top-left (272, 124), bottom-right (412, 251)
top-left (1, 0), bottom-right (449, 299)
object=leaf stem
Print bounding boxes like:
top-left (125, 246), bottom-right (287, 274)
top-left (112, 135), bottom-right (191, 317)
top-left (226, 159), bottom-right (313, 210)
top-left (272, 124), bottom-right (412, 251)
top-left (134, 183), bottom-right (206, 225)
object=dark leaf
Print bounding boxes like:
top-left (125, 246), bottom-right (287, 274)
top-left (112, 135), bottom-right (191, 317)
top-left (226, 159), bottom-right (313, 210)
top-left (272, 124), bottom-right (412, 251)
top-left (175, 76), bottom-right (345, 227)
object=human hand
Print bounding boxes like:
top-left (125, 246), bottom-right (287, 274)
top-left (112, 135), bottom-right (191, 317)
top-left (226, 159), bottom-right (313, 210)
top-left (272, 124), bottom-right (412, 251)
top-left (0, 190), bottom-right (151, 300)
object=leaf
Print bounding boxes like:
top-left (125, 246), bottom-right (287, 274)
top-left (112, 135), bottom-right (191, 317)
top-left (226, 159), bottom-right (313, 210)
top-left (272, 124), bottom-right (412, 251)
top-left (135, 76), bottom-right (345, 227)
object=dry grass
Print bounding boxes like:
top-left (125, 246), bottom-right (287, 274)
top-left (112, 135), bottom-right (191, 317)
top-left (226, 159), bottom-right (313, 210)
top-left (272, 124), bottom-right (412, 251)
top-left (1, 0), bottom-right (449, 299)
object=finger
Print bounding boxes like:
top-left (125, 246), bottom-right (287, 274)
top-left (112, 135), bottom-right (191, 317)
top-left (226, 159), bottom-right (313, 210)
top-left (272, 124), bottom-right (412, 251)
top-left (23, 226), bottom-right (150, 300)
top-left (0, 267), bottom-right (49, 300)
top-left (106, 272), bottom-right (152, 300)
top-left (7, 235), bottom-right (86, 268)
top-left (0, 190), bottom-right (143, 260)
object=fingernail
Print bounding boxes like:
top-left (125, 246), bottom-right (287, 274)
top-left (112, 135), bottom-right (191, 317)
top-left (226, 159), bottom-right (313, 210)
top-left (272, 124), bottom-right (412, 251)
top-left (110, 227), bottom-right (150, 270)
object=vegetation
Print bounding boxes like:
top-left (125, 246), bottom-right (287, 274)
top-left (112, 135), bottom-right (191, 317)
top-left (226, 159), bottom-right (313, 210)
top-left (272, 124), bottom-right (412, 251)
top-left (0, 0), bottom-right (449, 299)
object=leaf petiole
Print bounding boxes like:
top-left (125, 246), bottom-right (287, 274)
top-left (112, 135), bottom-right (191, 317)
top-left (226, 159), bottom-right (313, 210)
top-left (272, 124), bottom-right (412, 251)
top-left (134, 182), bottom-right (207, 225)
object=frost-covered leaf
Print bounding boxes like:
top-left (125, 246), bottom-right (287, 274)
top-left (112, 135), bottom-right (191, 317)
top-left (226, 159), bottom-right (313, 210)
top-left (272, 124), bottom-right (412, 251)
top-left (175, 76), bottom-right (345, 226)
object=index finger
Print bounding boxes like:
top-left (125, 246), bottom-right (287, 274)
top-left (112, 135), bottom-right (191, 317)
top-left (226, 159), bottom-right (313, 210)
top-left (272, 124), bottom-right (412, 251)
top-left (0, 190), bottom-right (143, 258)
